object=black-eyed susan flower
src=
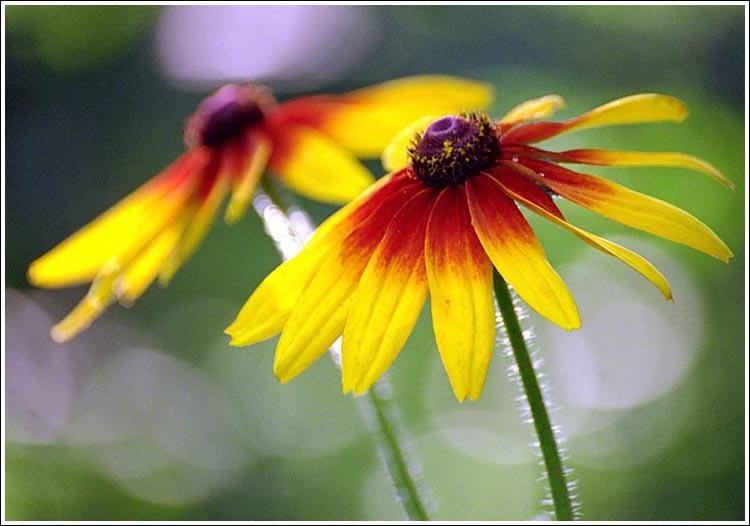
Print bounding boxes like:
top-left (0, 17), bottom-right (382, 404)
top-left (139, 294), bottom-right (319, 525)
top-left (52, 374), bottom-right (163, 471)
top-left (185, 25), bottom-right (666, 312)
top-left (27, 76), bottom-right (494, 342)
top-left (226, 93), bottom-right (733, 402)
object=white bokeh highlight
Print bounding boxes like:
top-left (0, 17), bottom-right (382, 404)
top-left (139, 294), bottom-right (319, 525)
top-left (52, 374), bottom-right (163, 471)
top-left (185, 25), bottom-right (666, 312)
top-left (427, 235), bottom-right (706, 470)
top-left (63, 346), bottom-right (248, 504)
top-left (541, 237), bottom-right (703, 411)
top-left (5, 289), bottom-right (74, 444)
top-left (156, 5), bottom-right (380, 91)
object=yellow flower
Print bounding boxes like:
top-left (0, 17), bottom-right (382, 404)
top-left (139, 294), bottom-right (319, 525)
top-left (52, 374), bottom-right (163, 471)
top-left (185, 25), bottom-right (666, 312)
top-left (27, 76), bottom-right (494, 342)
top-left (226, 93), bottom-right (732, 402)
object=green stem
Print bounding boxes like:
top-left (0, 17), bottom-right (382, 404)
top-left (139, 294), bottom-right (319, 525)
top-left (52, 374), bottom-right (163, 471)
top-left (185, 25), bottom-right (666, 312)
top-left (357, 383), bottom-right (430, 521)
top-left (493, 270), bottom-right (574, 521)
top-left (254, 178), bottom-right (429, 520)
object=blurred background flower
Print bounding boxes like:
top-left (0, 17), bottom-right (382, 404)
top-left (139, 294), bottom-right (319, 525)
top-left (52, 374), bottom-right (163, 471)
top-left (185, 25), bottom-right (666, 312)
top-left (4, 4), bottom-right (745, 520)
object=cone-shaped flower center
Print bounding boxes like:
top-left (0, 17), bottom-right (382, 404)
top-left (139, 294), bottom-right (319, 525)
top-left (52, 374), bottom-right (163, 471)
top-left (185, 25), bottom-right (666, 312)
top-left (410, 114), bottom-right (499, 188)
top-left (184, 84), bottom-right (276, 148)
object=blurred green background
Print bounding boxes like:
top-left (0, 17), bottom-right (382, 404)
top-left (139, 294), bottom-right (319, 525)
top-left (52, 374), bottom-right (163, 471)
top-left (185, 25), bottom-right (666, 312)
top-left (4, 5), bottom-right (745, 521)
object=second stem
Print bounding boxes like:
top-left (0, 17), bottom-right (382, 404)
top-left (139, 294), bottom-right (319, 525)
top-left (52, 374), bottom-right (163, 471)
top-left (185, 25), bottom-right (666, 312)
top-left (493, 270), bottom-right (575, 521)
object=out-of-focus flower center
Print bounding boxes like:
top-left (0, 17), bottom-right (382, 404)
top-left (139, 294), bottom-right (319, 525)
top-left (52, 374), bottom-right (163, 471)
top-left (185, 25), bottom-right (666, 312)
top-left (184, 84), bottom-right (277, 148)
top-left (409, 114), bottom-right (499, 188)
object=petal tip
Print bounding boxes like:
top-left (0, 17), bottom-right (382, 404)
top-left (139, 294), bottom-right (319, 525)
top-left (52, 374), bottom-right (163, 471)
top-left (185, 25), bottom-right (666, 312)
top-left (226, 336), bottom-right (244, 348)
top-left (273, 363), bottom-right (294, 384)
top-left (453, 391), bottom-right (469, 403)
top-left (50, 324), bottom-right (73, 344)
top-left (224, 324), bottom-right (249, 347)
top-left (26, 265), bottom-right (39, 286)
top-left (719, 250), bottom-right (733, 264)
top-left (562, 314), bottom-right (582, 331)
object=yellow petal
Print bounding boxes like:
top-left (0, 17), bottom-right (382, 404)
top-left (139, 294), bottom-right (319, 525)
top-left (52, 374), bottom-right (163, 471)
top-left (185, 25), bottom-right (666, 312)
top-left (318, 76), bottom-right (495, 157)
top-left (274, 177), bottom-right (415, 382)
top-left (159, 169), bottom-right (231, 286)
top-left (269, 125), bottom-right (374, 204)
top-left (567, 93), bottom-right (688, 131)
top-left (116, 212), bottom-right (190, 304)
top-left (224, 133), bottom-right (272, 224)
top-left (225, 235), bottom-right (334, 347)
top-left (341, 189), bottom-right (433, 395)
top-left (50, 261), bottom-right (121, 343)
top-left (522, 159), bottom-right (733, 262)
top-left (308, 171), bottom-right (397, 243)
top-left (466, 174), bottom-right (580, 330)
top-left (381, 115), bottom-right (436, 172)
top-left (560, 148), bottom-right (734, 188)
top-left (493, 166), bottom-right (672, 300)
top-left (504, 94), bottom-right (689, 144)
top-left (227, 172), bottom-right (419, 348)
top-left (27, 150), bottom-right (207, 288)
top-left (425, 186), bottom-right (495, 401)
top-left (500, 95), bottom-right (566, 124)
top-left (272, 255), bottom-right (355, 382)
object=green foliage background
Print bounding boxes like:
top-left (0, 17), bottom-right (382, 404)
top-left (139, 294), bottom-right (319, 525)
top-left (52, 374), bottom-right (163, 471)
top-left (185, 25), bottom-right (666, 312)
top-left (5, 5), bottom-right (746, 520)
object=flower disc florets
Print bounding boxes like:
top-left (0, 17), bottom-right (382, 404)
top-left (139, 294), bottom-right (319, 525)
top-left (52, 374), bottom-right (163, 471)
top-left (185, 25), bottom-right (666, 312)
top-left (184, 84), bottom-right (277, 148)
top-left (409, 113), bottom-right (499, 188)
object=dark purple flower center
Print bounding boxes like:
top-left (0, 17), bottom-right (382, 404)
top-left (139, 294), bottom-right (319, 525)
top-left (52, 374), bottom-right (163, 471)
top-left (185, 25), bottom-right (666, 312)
top-left (409, 114), bottom-right (499, 188)
top-left (184, 84), bottom-right (276, 148)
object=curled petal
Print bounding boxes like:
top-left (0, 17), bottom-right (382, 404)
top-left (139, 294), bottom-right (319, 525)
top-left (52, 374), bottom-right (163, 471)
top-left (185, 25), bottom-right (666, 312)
top-left (224, 132), bottom-right (272, 224)
top-left (50, 261), bottom-right (121, 343)
top-left (466, 173), bottom-right (580, 330)
top-left (558, 148), bottom-right (734, 188)
top-left (493, 165), bottom-right (672, 300)
top-left (520, 159), bottom-right (733, 262)
top-left (503, 94), bottom-right (689, 144)
top-left (268, 124), bottom-right (374, 204)
top-left (116, 212), bottom-right (191, 304)
top-left (500, 94), bottom-right (566, 124)
top-left (425, 186), bottom-right (495, 401)
top-left (160, 161), bottom-right (231, 286)
top-left (381, 115), bottom-right (436, 172)
top-left (342, 189), bottom-right (434, 395)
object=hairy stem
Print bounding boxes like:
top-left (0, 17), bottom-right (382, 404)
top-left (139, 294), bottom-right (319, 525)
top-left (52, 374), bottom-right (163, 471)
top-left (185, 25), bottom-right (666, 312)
top-left (493, 270), bottom-right (574, 521)
top-left (357, 381), bottom-right (430, 520)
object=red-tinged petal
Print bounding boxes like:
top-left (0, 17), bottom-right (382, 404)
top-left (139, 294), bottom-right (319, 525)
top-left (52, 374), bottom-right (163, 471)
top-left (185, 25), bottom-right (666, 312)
top-left (503, 94), bottom-right (689, 144)
top-left (493, 165), bottom-right (672, 300)
top-left (500, 144), bottom-right (732, 190)
top-left (425, 186), bottom-right (495, 401)
top-left (310, 169), bottom-right (419, 243)
top-left (27, 149), bottom-right (210, 288)
top-left (273, 182), bottom-right (415, 383)
top-left (159, 158), bottom-right (231, 286)
top-left (116, 211), bottom-right (191, 304)
top-left (520, 159), bottom-right (733, 262)
top-left (466, 173), bottom-right (580, 330)
top-left (277, 76), bottom-right (494, 158)
top-left (341, 189), bottom-right (435, 395)
top-left (557, 149), bottom-right (734, 188)
top-left (487, 164), bottom-right (566, 220)
top-left (50, 261), bottom-right (121, 343)
top-left (226, 171), bottom-right (421, 348)
top-left (225, 234), bottom-right (336, 347)
top-left (267, 124), bottom-right (374, 204)
top-left (499, 95), bottom-right (566, 124)
top-left (224, 131), bottom-right (273, 224)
